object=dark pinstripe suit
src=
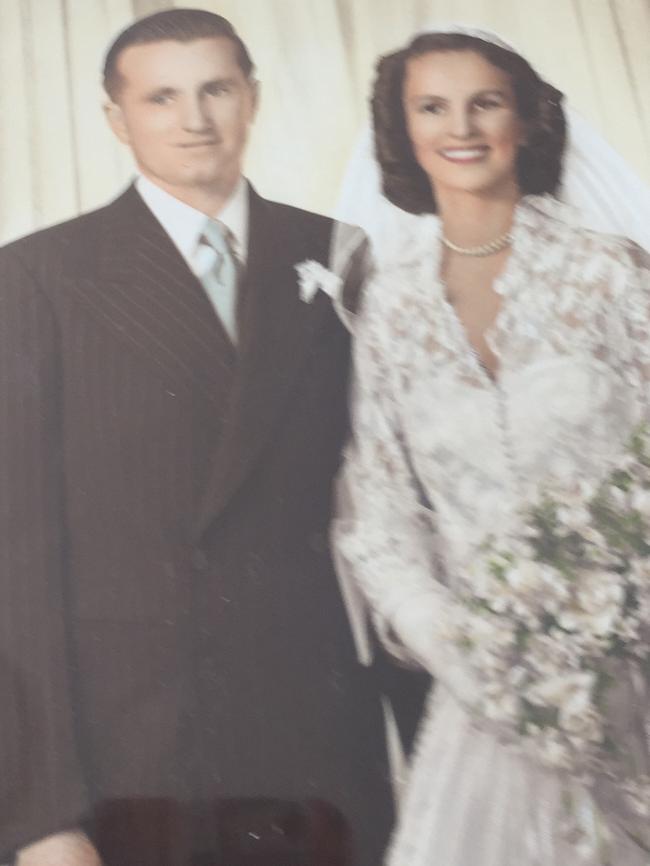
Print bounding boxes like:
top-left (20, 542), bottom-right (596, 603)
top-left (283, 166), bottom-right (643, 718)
top-left (0, 184), bottom-right (392, 866)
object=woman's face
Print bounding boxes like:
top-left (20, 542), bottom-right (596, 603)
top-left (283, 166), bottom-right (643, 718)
top-left (402, 49), bottom-right (526, 202)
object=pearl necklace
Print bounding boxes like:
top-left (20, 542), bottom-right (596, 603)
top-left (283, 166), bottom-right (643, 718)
top-left (442, 229), bottom-right (513, 257)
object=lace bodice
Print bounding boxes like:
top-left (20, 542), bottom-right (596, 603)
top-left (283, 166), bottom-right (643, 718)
top-left (334, 196), bottom-right (650, 682)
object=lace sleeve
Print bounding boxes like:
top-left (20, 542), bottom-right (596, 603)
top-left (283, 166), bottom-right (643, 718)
top-left (332, 280), bottom-right (477, 701)
top-left (616, 241), bottom-right (650, 406)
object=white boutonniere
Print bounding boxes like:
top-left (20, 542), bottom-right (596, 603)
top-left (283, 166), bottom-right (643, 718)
top-left (295, 260), bottom-right (342, 303)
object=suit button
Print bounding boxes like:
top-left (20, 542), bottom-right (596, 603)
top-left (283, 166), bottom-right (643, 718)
top-left (191, 548), bottom-right (209, 571)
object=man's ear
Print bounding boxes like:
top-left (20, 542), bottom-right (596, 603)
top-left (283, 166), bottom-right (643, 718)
top-left (104, 100), bottom-right (130, 145)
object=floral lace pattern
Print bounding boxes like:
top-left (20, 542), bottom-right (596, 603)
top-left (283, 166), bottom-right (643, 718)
top-left (333, 196), bottom-right (650, 865)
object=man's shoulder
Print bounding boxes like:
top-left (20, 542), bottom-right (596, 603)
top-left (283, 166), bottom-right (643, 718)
top-left (252, 191), bottom-right (367, 267)
top-left (254, 193), bottom-right (334, 237)
top-left (0, 187), bottom-right (134, 272)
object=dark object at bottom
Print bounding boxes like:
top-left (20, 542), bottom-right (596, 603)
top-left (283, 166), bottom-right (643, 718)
top-left (93, 797), bottom-right (354, 866)
top-left (216, 797), bottom-right (351, 865)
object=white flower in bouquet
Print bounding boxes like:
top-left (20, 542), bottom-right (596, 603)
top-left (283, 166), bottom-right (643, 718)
top-left (462, 614), bottom-right (518, 680)
top-left (527, 631), bottom-right (582, 673)
top-left (607, 484), bottom-right (629, 510)
top-left (630, 487), bottom-right (650, 518)
top-left (628, 556), bottom-right (650, 586)
top-left (526, 670), bottom-right (596, 714)
top-left (556, 502), bottom-right (592, 534)
top-left (482, 680), bottom-right (520, 724)
top-left (532, 727), bottom-right (574, 771)
top-left (561, 706), bottom-right (603, 745)
top-left (504, 559), bottom-right (549, 594)
top-left (557, 571), bottom-right (625, 637)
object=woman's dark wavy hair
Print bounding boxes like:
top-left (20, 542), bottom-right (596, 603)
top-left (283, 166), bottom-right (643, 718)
top-left (372, 33), bottom-right (566, 214)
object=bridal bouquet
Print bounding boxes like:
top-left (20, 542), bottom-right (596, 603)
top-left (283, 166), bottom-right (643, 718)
top-left (452, 426), bottom-right (650, 818)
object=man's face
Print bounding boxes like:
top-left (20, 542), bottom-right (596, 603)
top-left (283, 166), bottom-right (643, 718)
top-left (106, 37), bottom-right (257, 203)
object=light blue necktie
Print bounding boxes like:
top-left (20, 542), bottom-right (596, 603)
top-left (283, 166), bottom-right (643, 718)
top-left (199, 219), bottom-right (238, 344)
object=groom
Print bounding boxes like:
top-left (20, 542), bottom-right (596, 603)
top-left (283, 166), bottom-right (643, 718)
top-left (1, 9), bottom-right (394, 866)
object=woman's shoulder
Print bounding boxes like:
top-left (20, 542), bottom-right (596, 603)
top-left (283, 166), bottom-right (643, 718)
top-left (516, 194), bottom-right (649, 305)
top-left (361, 214), bottom-right (440, 312)
top-left (519, 194), bottom-right (645, 266)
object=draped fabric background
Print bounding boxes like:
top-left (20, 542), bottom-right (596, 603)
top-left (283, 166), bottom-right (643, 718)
top-left (0, 0), bottom-right (648, 241)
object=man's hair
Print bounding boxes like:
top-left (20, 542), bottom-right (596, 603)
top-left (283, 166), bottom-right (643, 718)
top-left (103, 8), bottom-right (255, 100)
top-left (372, 32), bottom-right (567, 214)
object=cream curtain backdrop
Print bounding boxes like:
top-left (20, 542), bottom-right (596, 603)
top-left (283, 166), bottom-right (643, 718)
top-left (0, 0), bottom-right (648, 242)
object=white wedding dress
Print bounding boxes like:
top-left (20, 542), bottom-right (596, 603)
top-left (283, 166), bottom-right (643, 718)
top-left (334, 196), bottom-right (650, 865)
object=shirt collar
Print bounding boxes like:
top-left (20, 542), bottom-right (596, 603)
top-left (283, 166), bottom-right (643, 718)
top-left (217, 176), bottom-right (249, 263)
top-left (135, 174), bottom-right (249, 265)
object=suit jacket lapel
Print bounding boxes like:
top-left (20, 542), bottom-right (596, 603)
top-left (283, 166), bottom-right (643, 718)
top-left (194, 187), bottom-right (333, 536)
top-left (70, 185), bottom-right (236, 405)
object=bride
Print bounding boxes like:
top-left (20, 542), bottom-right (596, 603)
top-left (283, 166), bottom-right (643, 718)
top-left (333, 27), bottom-right (650, 866)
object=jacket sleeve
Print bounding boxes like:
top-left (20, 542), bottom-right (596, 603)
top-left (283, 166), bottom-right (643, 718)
top-left (0, 247), bottom-right (90, 859)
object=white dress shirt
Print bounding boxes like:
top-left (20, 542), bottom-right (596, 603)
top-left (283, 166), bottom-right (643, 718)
top-left (135, 174), bottom-right (249, 279)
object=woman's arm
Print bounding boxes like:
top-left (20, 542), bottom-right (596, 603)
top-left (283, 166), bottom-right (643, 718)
top-left (332, 279), bottom-right (477, 703)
